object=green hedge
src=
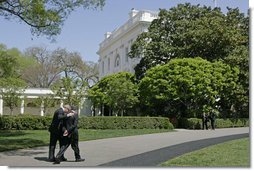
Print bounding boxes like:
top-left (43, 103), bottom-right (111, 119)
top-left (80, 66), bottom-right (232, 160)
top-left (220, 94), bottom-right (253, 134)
top-left (0, 115), bottom-right (173, 130)
top-left (178, 118), bottom-right (249, 129)
top-left (78, 116), bottom-right (173, 129)
top-left (0, 115), bottom-right (52, 130)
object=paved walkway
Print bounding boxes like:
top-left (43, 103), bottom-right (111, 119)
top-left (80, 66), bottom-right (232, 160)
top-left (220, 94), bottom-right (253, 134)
top-left (0, 127), bottom-right (249, 167)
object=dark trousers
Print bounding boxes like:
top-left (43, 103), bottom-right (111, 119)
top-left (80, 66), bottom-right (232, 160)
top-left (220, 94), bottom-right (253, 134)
top-left (202, 120), bottom-right (208, 130)
top-left (48, 132), bottom-right (64, 160)
top-left (56, 133), bottom-right (81, 160)
top-left (211, 120), bottom-right (215, 130)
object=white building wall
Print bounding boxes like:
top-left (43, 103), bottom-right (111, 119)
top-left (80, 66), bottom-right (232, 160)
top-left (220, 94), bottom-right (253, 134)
top-left (97, 9), bottom-right (158, 79)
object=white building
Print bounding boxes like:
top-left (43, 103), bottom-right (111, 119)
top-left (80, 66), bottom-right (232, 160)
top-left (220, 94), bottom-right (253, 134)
top-left (0, 88), bottom-right (92, 116)
top-left (97, 9), bottom-right (158, 79)
top-left (0, 10), bottom-right (159, 116)
top-left (0, 88), bottom-right (55, 116)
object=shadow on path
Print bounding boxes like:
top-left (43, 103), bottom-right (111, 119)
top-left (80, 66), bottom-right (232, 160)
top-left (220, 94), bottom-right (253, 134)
top-left (34, 157), bottom-right (77, 163)
top-left (100, 133), bottom-right (249, 167)
top-left (34, 157), bottom-right (50, 162)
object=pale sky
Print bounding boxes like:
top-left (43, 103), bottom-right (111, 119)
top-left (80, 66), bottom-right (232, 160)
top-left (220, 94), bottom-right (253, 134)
top-left (0, 0), bottom-right (249, 62)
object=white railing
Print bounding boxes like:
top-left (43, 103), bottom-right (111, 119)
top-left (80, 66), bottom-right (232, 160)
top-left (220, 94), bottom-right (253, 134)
top-left (99, 10), bottom-right (158, 50)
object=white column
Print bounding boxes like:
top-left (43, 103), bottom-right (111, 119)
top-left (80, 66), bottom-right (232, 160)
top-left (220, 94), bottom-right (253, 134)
top-left (91, 105), bottom-right (94, 116)
top-left (78, 99), bottom-right (85, 115)
top-left (0, 97), bottom-right (3, 116)
top-left (102, 105), bottom-right (104, 116)
top-left (20, 98), bottom-right (24, 114)
top-left (60, 100), bottom-right (64, 108)
top-left (40, 100), bottom-right (44, 116)
top-left (97, 107), bottom-right (101, 116)
top-left (78, 101), bottom-right (81, 115)
top-left (78, 105), bottom-right (81, 116)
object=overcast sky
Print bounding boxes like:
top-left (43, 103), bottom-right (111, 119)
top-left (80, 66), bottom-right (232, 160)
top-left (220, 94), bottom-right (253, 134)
top-left (0, 0), bottom-right (249, 62)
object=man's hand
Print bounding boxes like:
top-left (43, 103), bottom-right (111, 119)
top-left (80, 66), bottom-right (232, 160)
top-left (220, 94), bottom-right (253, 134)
top-left (67, 112), bottom-right (74, 117)
top-left (63, 130), bottom-right (68, 136)
top-left (71, 110), bottom-right (78, 115)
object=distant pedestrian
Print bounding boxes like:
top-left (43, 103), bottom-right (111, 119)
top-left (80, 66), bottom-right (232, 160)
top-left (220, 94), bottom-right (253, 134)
top-left (209, 110), bottom-right (216, 130)
top-left (202, 112), bottom-right (209, 130)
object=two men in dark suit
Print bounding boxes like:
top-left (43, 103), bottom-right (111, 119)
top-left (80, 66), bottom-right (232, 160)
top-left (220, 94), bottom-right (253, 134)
top-left (48, 104), bottom-right (74, 162)
top-left (202, 110), bottom-right (216, 130)
top-left (53, 105), bottom-right (85, 164)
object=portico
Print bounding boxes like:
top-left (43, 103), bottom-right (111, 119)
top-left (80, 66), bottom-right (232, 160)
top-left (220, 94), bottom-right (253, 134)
top-left (0, 88), bottom-right (55, 116)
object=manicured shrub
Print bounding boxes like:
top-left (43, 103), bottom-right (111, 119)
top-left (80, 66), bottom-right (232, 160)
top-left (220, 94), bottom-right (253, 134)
top-left (0, 115), bottom-right (52, 130)
top-left (78, 116), bottom-right (173, 129)
top-left (0, 115), bottom-right (173, 130)
top-left (1, 115), bottom-right (247, 130)
top-left (178, 118), bottom-right (249, 129)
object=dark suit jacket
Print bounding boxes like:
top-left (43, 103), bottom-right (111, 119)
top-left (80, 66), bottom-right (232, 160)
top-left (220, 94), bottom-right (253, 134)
top-left (64, 113), bottom-right (78, 138)
top-left (48, 108), bottom-right (69, 134)
top-left (209, 113), bottom-right (216, 121)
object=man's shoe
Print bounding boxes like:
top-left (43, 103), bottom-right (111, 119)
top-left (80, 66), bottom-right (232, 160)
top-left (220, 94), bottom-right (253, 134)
top-left (53, 158), bottom-right (61, 164)
top-left (48, 158), bottom-right (55, 162)
top-left (60, 157), bottom-right (67, 161)
top-left (75, 158), bottom-right (85, 162)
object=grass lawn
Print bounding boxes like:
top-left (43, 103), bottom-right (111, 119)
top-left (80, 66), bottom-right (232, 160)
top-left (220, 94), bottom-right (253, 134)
top-left (0, 129), bottom-right (172, 152)
top-left (160, 138), bottom-right (250, 167)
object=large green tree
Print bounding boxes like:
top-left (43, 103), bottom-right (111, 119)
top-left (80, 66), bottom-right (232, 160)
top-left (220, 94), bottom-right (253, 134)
top-left (129, 3), bottom-right (248, 79)
top-left (0, 44), bottom-right (28, 115)
top-left (0, 44), bottom-right (36, 79)
top-left (139, 58), bottom-right (239, 118)
top-left (0, 0), bottom-right (105, 38)
top-left (222, 46), bottom-right (249, 118)
top-left (88, 72), bottom-right (139, 116)
top-left (0, 44), bottom-right (20, 78)
top-left (0, 78), bottom-right (26, 115)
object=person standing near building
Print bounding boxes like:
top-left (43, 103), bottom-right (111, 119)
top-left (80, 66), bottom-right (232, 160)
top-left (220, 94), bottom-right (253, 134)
top-left (210, 109), bottom-right (216, 130)
top-left (202, 112), bottom-right (209, 130)
top-left (54, 106), bottom-right (85, 164)
top-left (48, 104), bottom-right (73, 162)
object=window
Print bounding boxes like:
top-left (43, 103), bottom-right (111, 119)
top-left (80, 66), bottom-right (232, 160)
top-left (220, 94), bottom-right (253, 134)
top-left (150, 13), bottom-right (158, 18)
top-left (125, 47), bottom-right (129, 62)
top-left (108, 58), bottom-right (110, 71)
top-left (115, 54), bottom-right (120, 67)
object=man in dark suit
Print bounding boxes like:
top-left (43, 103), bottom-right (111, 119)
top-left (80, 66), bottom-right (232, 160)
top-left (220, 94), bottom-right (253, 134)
top-left (202, 112), bottom-right (209, 130)
top-left (54, 106), bottom-right (85, 164)
top-left (48, 104), bottom-right (73, 162)
top-left (209, 109), bottom-right (216, 130)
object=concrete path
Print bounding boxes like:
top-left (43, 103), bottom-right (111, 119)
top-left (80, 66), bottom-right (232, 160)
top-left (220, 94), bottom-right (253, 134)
top-left (0, 127), bottom-right (249, 167)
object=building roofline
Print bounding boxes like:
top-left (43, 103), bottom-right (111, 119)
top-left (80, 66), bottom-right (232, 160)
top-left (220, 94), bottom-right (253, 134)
top-left (97, 9), bottom-right (158, 54)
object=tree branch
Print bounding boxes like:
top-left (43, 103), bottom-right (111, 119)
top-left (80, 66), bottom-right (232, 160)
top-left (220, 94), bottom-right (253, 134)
top-left (0, 5), bottom-right (51, 28)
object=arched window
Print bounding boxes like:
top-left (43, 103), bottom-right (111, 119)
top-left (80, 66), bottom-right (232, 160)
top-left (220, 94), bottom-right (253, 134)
top-left (108, 58), bottom-right (110, 71)
top-left (125, 47), bottom-right (129, 62)
top-left (115, 54), bottom-right (120, 67)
